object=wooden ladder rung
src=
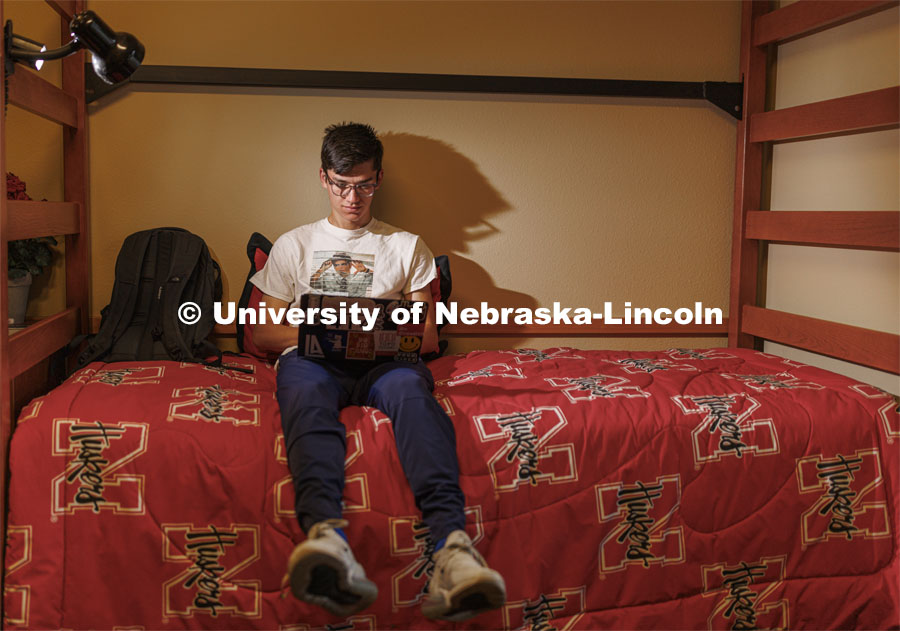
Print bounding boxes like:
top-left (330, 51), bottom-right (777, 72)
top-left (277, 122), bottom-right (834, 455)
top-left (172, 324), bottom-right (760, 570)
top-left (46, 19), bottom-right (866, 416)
top-left (8, 308), bottom-right (79, 378)
top-left (753, 0), bottom-right (898, 46)
top-left (749, 86), bottom-right (899, 143)
top-left (742, 305), bottom-right (900, 375)
top-left (7, 67), bottom-right (78, 128)
top-left (6, 201), bottom-right (80, 240)
top-left (45, 0), bottom-right (75, 22)
top-left (745, 210), bottom-right (900, 251)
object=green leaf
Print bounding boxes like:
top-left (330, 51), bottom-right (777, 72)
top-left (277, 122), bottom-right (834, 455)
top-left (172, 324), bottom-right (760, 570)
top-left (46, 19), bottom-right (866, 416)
top-left (7, 238), bottom-right (56, 278)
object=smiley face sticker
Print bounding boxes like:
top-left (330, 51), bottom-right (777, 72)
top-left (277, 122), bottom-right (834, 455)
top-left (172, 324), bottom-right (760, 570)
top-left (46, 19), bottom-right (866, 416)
top-left (399, 336), bottom-right (421, 353)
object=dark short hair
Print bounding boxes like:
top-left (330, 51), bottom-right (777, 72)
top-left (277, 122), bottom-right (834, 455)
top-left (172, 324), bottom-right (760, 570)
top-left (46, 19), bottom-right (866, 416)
top-left (321, 122), bottom-right (383, 174)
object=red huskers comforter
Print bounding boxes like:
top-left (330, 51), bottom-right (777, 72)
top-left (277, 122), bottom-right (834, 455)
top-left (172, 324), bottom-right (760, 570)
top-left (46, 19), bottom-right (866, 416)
top-left (4, 348), bottom-right (899, 629)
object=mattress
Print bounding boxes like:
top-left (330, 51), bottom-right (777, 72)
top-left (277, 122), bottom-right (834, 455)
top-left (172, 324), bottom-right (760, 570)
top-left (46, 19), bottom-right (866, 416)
top-left (4, 347), bottom-right (898, 629)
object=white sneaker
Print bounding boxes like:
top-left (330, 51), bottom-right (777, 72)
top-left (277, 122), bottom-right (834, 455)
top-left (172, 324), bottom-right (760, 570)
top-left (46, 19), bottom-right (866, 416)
top-left (421, 530), bottom-right (506, 621)
top-left (283, 519), bottom-right (378, 617)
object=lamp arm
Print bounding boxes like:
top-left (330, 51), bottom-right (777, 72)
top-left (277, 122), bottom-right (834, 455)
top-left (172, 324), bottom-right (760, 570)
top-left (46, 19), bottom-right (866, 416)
top-left (8, 39), bottom-right (82, 62)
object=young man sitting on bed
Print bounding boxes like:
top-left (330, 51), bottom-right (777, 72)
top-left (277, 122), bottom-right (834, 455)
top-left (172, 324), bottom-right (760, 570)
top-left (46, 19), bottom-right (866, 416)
top-left (250, 122), bottom-right (506, 622)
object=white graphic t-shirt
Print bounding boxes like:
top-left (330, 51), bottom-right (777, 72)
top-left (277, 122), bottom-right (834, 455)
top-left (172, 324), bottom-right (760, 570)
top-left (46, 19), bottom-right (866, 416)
top-left (251, 217), bottom-right (436, 309)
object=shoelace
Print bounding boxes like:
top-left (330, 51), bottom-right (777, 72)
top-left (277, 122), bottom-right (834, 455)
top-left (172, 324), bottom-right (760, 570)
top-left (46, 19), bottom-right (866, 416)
top-left (442, 538), bottom-right (487, 567)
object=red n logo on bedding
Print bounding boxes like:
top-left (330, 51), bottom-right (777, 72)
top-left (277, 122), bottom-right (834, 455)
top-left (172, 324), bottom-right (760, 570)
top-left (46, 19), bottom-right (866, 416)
top-left (848, 386), bottom-right (899, 442)
top-left (545, 374), bottom-right (650, 402)
top-left (273, 430), bottom-right (369, 520)
top-left (180, 362), bottom-right (258, 384)
top-left (162, 524), bottom-right (260, 619)
top-left (701, 556), bottom-right (788, 631)
top-left (3, 525), bottom-right (32, 627)
top-left (167, 385), bottom-right (260, 426)
top-left (673, 394), bottom-right (779, 465)
top-left (432, 392), bottom-right (455, 416)
top-left (440, 363), bottom-right (526, 387)
top-left (499, 347), bottom-right (586, 363)
top-left (880, 400), bottom-right (900, 441)
top-left (666, 349), bottom-right (735, 361)
top-left (342, 430), bottom-right (369, 514)
top-left (721, 372), bottom-right (823, 392)
top-left (473, 407), bottom-right (576, 492)
top-left (596, 475), bottom-right (684, 574)
top-left (388, 507), bottom-right (484, 608)
top-left (797, 448), bottom-right (890, 545)
top-left (274, 435), bottom-right (292, 520)
top-left (605, 358), bottom-right (698, 374)
top-left (51, 419), bottom-right (149, 517)
top-left (502, 587), bottom-right (586, 631)
top-left (73, 365), bottom-right (165, 385)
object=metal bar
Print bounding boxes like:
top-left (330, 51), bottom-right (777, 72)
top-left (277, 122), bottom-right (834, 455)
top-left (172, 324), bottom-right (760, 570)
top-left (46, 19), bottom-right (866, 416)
top-left (86, 64), bottom-right (743, 118)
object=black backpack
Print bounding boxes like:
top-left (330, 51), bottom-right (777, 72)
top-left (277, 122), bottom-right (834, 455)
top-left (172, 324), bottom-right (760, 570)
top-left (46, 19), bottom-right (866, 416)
top-left (76, 227), bottom-right (223, 367)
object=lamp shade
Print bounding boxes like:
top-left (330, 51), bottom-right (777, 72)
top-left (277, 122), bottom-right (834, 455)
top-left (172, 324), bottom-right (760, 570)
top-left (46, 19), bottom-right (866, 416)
top-left (70, 10), bottom-right (144, 84)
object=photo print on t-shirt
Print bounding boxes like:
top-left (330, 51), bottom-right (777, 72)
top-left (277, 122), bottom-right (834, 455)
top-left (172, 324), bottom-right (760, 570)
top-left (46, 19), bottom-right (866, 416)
top-left (309, 250), bottom-right (375, 297)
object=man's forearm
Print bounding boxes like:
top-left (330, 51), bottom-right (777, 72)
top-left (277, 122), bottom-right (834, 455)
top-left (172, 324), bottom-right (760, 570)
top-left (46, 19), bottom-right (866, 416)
top-left (252, 322), bottom-right (298, 353)
top-left (421, 323), bottom-right (439, 355)
top-left (403, 288), bottom-right (439, 355)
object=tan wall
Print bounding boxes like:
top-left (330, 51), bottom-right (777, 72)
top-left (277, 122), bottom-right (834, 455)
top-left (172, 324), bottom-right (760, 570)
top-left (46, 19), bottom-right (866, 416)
top-left (81, 0), bottom-right (738, 355)
top-left (766, 5), bottom-right (900, 394)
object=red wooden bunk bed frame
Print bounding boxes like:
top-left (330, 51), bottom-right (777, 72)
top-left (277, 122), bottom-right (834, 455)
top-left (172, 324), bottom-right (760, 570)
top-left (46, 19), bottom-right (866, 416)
top-left (730, 0), bottom-right (900, 376)
top-left (1, 0), bottom-right (90, 601)
top-left (0, 0), bottom-right (898, 624)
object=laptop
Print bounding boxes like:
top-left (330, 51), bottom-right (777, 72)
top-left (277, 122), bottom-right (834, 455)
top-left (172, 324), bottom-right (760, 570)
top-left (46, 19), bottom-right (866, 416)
top-left (296, 294), bottom-right (428, 364)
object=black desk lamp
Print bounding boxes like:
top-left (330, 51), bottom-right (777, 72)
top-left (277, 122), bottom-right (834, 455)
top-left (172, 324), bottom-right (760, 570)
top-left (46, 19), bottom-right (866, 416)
top-left (5, 10), bottom-right (144, 85)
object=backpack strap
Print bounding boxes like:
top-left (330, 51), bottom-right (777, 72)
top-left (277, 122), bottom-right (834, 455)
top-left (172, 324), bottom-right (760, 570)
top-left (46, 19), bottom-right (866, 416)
top-left (76, 230), bottom-right (155, 367)
top-left (185, 252), bottom-right (222, 352)
top-left (137, 231), bottom-right (167, 360)
top-left (159, 231), bottom-right (204, 362)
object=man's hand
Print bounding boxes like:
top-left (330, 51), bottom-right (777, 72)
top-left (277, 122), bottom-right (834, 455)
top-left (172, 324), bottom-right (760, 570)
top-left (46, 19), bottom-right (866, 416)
top-left (310, 260), bottom-right (332, 283)
top-left (404, 288), bottom-right (439, 355)
top-left (351, 261), bottom-right (369, 273)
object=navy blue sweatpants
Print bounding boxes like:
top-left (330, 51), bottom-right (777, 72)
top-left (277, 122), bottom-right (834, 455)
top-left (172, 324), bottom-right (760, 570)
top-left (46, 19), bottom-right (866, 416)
top-left (276, 353), bottom-right (466, 542)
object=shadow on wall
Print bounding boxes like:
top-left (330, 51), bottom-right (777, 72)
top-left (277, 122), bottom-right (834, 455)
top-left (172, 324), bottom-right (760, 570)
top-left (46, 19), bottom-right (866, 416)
top-left (375, 132), bottom-right (537, 350)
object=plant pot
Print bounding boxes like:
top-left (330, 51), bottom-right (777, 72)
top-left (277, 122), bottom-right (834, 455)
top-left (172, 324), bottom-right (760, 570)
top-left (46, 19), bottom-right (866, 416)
top-left (8, 271), bottom-right (32, 327)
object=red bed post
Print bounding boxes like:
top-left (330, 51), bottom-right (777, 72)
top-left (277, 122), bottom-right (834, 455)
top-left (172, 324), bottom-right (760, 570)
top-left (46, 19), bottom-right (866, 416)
top-left (0, 3), bottom-right (11, 613)
top-left (1, 0), bottom-right (91, 620)
top-left (729, 0), bottom-right (769, 349)
top-left (62, 0), bottom-right (90, 340)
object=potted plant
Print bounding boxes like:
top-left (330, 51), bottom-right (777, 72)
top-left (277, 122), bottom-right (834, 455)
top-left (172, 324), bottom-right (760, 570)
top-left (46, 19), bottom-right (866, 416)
top-left (7, 172), bottom-right (56, 327)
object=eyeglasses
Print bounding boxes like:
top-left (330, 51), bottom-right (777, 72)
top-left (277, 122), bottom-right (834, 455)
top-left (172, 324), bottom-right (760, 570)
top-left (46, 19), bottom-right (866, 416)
top-left (324, 172), bottom-right (378, 198)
